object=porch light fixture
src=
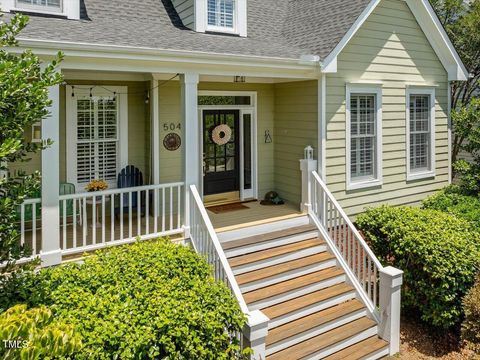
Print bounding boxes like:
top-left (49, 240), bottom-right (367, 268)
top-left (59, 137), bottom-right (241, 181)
top-left (31, 122), bottom-right (42, 143)
top-left (234, 76), bottom-right (246, 83)
top-left (304, 145), bottom-right (314, 160)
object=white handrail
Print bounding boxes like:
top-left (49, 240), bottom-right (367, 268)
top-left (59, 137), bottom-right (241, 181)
top-left (188, 185), bottom-right (249, 314)
top-left (312, 172), bottom-right (383, 269)
top-left (309, 171), bottom-right (383, 319)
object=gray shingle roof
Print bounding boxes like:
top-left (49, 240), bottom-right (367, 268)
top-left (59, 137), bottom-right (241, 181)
top-left (3, 0), bottom-right (372, 61)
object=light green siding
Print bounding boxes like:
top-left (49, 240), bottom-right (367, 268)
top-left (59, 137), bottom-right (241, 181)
top-left (273, 81), bottom-right (318, 204)
top-left (325, 0), bottom-right (450, 216)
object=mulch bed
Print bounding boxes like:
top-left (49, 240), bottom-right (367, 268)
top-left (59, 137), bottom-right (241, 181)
top-left (387, 315), bottom-right (478, 360)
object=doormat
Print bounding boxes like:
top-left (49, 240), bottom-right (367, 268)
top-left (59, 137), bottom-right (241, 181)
top-left (207, 202), bottom-right (249, 214)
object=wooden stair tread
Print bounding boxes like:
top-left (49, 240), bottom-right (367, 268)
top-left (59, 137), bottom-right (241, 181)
top-left (229, 238), bottom-right (324, 268)
top-left (266, 317), bottom-right (377, 360)
top-left (324, 335), bottom-right (389, 360)
top-left (222, 224), bottom-right (317, 250)
top-left (244, 267), bottom-right (344, 304)
top-left (267, 300), bottom-right (365, 346)
top-left (263, 283), bottom-right (354, 320)
top-left (236, 252), bottom-right (335, 286)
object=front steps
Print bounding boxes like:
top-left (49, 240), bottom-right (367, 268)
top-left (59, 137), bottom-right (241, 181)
top-left (221, 216), bottom-right (389, 360)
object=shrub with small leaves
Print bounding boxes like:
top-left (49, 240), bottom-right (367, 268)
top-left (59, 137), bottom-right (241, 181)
top-left (462, 274), bottom-right (480, 354)
top-left (0, 304), bottom-right (81, 360)
top-left (356, 205), bottom-right (480, 329)
top-left (422, 186), bottom-right (480, 228)
top-left (14, 239), bottom-right (247, 359)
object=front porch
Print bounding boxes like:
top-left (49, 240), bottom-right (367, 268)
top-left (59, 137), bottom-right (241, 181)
top-left (11, 68), bottom-right (320, 265)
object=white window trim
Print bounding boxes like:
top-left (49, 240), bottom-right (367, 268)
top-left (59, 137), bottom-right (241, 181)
top-left (346, 84), bottom-right (383, 191)
top-left (1, 0), bottom-right (80, 19)
top-left (66, 85), bottom-right (129, 192)
top-left (406, 87), bottom-right (436, 181)
top-left (15, 0), bottom-right (63, 14)
top-left (198, 0), bottom-right (247, 36)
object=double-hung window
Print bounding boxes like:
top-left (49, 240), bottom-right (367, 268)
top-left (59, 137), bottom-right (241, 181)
top-left (16, 0), bottom-right (62, 13)
top-left (406, 88), bottom-right (435, 180)
top-left (346, 85), bottom-right (383, 190)
top-left (67, 86), bottom-right (128, 190)
top-left (207, 0), bottom-right (236, 32)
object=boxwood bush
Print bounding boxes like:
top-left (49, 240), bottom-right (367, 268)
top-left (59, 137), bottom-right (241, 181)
top-left (462, 274), bottom-right (480, 354)
top-left (356, 206), bottom-right (480, 329)
top-left (3, 239), bottom-right (247, 359)
top-left (422, 186), bottom-right (480, 228)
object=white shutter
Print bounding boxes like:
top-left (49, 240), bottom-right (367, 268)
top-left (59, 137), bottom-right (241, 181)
top-left (74, 95), bottom-right (119, 187)
top-left (208, 0), bottom-right (235, 28)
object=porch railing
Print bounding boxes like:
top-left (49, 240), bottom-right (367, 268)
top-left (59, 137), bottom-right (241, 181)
top-left (309, 171), bottom-right (383, 320)
top-left (59, 182), bottom-right (184, 256)
top-left (188, 184), bottom-right (249, 313)
top-left (18, 198), bottom-right (42, 260)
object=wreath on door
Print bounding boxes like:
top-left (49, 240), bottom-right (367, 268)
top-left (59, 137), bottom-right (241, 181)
top-left (211, 124), bottom-right (232, 145)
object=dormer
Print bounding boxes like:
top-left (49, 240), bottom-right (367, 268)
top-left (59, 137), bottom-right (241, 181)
top-left (0, 0), bottom-right (80, 20)
top-left (172, 0), bottom-right (247, 37)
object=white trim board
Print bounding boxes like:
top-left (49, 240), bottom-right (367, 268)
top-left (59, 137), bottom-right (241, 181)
top-left (321, 0), bottom-right (468, 81)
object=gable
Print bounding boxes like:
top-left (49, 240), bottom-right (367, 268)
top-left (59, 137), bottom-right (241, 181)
top-left (322, 0), bottom-right (468, 81)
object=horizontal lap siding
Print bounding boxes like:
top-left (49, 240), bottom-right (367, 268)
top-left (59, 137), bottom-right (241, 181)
top-left (171, 0), bottom-right (195, 28)
top-left (274, 81), bottom-right (318, 204)
top-left (326, 0), bottom-right (449, 217)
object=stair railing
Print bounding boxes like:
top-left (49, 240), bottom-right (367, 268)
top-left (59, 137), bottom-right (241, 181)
top-left (188, 185), bottom-right (269, 359)
top-left (309, 171), bottom-right (384, 319)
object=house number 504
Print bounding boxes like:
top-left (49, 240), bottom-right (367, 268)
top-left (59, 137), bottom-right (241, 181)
top-left (163, 123), bottom-right (181, 131)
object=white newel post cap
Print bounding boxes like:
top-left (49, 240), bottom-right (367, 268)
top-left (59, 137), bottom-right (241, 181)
top-left (243, 310), bottom-right (269, 360)
top-left (380, 266), bottom-right (403, 288)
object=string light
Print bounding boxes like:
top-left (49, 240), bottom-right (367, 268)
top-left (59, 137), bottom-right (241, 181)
top-left (65, 73), bottom-right (180, 97)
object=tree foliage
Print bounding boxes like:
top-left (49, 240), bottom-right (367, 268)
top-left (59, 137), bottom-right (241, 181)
top-left (0, 13), bottom-right (63, 269)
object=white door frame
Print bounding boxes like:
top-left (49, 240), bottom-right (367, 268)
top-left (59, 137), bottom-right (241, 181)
top-left (198, 91), bottom-right (258, 201)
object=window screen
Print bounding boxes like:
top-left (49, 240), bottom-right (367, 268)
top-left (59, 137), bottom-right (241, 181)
top-left (409, 95), bottom-right (431, 172)
top-left (350, 95), bottom-right (377, 180)
top-left (207, 0), bottom-right (235, 29)
top-left (76, 97), bottom-right (118, 185)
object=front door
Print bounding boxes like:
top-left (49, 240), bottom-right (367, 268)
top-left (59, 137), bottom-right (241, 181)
top-left (203, 110), bottom-right (240, 197)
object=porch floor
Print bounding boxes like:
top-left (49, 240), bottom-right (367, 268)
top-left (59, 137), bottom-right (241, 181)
top-left (208, 201), bottom-right (303, 232)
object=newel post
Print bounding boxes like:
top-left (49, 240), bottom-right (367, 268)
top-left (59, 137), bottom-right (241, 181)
top-left (243, 310), bottom-right (269, 360)
top-left (299, 146), bottom-right (317, 213)
top-left (379, 266), bottom-right (403, 355)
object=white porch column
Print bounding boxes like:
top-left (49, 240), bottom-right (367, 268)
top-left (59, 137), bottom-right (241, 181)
top-left (379, 266), bottom-right (403, 355)
top-left (243, 310), bottom-right (269, 360)
top-left (41, 83), bottom-right (62, 267)
top-left (181, 73), bottom-right (200, 237)
top-left (151, 79), bottom-right (160, 184)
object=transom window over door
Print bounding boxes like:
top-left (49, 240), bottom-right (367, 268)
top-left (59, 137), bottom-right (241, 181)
top-left (346, 85), bottom-right (383, 190)
top-left (67, 86), bottom-right (128, 190)
top-left (407, 88), bottom-right (435, 180)
top-left (207, 0), bottom-right (235, 30)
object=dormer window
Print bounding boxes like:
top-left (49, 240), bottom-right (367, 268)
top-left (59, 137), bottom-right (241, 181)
top-left (16, 0), bottom-right (62, 13)
top-left (207, 0), bottom-right (235, 32)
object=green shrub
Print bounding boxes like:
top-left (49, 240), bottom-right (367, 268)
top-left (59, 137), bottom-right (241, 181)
top-left (5, 239), bottom-right (247, 359)
top-left (0, 304), bottom-right (81, 360)
top-left (462, 274), bottom-right (480, 354)
top-left (356, 205), bottom-right (480, 328)
top-left (422, 186), bottom-right (480, 228)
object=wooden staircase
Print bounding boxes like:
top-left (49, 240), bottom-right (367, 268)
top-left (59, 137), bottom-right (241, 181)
top-left (219, 217), bottom-right (389, 360)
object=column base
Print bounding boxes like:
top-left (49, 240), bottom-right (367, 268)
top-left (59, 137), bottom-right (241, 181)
top-left (40, 249), bottom-right (62, 268)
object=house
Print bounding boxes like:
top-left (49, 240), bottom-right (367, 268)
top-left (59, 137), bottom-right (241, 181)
top-left (1, 0), bottom-right (467, 359)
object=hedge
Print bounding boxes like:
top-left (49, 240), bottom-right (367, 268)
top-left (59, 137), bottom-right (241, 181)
top-left (422, 186), bottom-right (480, 228)
top-left (356, 205), bottom-right (480, 328)
top-left (1, 239), bottom-right (247, 359)
top-left (462, 274), bottom-right (480, 354)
